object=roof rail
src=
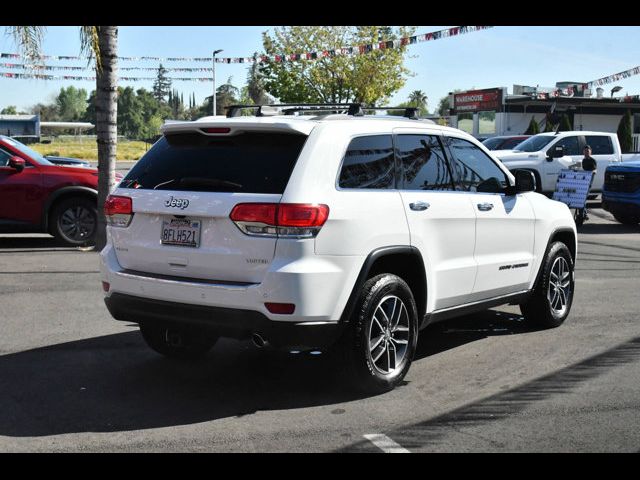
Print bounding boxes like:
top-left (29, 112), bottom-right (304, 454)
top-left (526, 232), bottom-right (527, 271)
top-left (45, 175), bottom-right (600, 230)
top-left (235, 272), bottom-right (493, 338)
top-left (362, 106), bottom-right (419, 120)
top-left (225, 103), bottom-right (360, 118)
top-left (224, 103), bottom-right (419, 119)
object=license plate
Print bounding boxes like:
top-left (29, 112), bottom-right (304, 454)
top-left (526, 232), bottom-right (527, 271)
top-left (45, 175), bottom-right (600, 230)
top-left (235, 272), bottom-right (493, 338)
top-left (161, 218), bottom-right (201, 248)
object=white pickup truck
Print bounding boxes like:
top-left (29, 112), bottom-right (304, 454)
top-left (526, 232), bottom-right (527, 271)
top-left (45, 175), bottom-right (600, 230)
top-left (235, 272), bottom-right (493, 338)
top-left (493, 131), bottom-right (640, 193)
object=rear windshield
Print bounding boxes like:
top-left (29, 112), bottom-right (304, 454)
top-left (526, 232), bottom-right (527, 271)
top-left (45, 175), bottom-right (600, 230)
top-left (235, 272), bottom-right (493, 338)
top-left (120, 131), bottom-right (308, 194)
top-left (481, 137), bottom-right (503, 150)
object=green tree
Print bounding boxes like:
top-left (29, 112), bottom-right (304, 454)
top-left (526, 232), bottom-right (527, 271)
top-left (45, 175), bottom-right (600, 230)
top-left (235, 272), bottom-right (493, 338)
top-left (11, 26), bottom-right (119, 250)
top-left (617, 110), bottom-right (633, 153)
top-left (56, 86), bottom-right (88, 121)
top-left (215, 77), bottom-right (239, 115)
top-left (524, 116), bottom-right (540, 135)
top-left (117, 87), bottom-right (144, 138)
top-left (408, 90), bottom-right (428, 113)
top-left (260, 26), bottom-right (414, 105)
top-left (152, 63), bottom-right (172, 103)
top-left (543, 113), bottom-right (556, 132)
top-left (558, 114), bottom-right (572, 132)
top-left (436, 89), bottom-right (462, 116)
top-left (1, 106), bottom-right (18, 115)
top-left (139, 114), bottom-right (164, 141)
top-left (83, 90), bottom-right (97, 125)
top-left (246, 53), bottom-right (273, 105)
top-left (32, 101), bottom-right (60, 121)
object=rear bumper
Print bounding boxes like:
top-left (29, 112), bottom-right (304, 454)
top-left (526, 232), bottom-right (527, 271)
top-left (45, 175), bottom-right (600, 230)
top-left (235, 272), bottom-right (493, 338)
top-left (105, 292), bottom-right (344, 351)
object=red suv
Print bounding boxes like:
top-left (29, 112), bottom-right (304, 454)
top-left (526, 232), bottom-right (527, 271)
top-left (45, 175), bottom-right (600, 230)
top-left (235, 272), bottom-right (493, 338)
top-left (0, 135), bottom-right (108, 246)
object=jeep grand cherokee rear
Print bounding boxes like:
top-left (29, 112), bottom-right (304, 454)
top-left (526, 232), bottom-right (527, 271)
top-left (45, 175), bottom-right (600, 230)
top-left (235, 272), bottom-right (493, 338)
top-left (100, 119), bottom-right (356, 360)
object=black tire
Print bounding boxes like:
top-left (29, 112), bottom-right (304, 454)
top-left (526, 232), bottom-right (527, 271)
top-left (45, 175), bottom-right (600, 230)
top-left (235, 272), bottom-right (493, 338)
top-left (139, 323), bottom-right (218, 360)
top-left (613, 213), bottom-right (640, 225)
top-left (340, 274), bottom-right (419, 394)
top-left (520, 242), bottom-right (574, 329)
top-left (50, 197), bottom-right (97, 246)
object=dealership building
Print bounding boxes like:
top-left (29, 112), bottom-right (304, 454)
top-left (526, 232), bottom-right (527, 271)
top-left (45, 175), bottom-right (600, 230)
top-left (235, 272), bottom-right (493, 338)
top-left (448, 84), bottom-right (640, 149)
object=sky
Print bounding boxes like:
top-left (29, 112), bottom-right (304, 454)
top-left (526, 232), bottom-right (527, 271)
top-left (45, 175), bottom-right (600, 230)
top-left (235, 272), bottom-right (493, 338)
top-left (1, 26), bottom-right (640, 114)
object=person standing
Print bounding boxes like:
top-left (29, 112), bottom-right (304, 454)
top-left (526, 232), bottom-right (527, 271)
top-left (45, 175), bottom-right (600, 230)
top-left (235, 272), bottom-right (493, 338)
top-left (582, 145), bottom-right (597, 174)
top-left (580, 145), bottom-right (597, 221)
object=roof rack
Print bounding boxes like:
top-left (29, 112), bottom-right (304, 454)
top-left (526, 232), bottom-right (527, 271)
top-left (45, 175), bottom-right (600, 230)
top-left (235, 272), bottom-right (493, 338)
top-left (224, 103), bottom-right (419, 119)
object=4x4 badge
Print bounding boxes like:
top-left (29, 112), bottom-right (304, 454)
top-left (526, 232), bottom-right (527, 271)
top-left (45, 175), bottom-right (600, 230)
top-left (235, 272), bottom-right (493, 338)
top-left (165, 196), bottom-right (189, 209)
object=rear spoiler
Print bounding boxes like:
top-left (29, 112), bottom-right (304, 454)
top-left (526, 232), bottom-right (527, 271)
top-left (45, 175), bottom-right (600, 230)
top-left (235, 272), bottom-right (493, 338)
top-left (160, 119), bottom-right (315, 136)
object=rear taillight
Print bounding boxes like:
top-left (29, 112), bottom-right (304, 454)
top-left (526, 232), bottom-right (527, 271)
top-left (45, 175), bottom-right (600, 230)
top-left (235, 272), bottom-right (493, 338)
top-left (230, 203), bottom-right (329, 238)
top-left (104, 195), bottom-right (133, 227)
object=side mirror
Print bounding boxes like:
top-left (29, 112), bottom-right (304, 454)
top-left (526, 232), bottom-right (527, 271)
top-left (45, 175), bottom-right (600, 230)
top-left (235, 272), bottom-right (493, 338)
top-left (514, 169), bottom-right (536, 193)
top-left (9, 156), bottom-right (26, 173)
top-left (547, 145), bottom-right (565, 160)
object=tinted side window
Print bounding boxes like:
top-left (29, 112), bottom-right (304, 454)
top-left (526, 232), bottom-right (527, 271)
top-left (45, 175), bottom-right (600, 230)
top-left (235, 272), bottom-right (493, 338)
top-left (338, 135), bottom-right (395, 189)
top-left (552, 136), bottom-right (580, 155)
top-left (585, 135), bottom-right (613, 155)
top-left (502, 137), bottom-right (527, 149)
top-left (397, 134), bottom-right (453, 191)
top-left (445, 136), bottom-right (507, 193)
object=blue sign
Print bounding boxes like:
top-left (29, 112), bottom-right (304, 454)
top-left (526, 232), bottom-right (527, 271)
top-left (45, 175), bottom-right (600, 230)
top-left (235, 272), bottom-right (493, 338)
top-left (553, 169), bottom-right (594, 209)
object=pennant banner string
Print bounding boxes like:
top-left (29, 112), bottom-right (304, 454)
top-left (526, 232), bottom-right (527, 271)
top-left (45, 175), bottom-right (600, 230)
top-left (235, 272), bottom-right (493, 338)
top-left (0, 26), bottom-right (492, 66)
top-left (587, 65), bottom-right (640, 88)
top-left (0, 72), bottom-right (213, 82)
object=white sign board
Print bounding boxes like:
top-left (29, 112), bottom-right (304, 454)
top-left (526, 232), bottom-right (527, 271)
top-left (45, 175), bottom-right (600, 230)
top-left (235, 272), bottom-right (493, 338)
top-left (553, 169), bottom-right (594, 209)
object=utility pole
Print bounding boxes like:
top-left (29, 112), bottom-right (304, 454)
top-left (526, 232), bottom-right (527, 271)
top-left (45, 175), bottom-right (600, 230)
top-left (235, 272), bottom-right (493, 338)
top-left (212, 49), bottom-right (223, 116)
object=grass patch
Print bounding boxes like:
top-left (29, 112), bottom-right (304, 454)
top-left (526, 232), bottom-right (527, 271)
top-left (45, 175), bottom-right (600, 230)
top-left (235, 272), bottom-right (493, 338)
top-left (30, 138), bottom-right (150, 161)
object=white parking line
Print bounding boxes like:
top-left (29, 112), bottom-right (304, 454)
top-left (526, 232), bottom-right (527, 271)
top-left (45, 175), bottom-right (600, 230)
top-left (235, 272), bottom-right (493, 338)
top-left (363, 433), bottom-right (410, 453)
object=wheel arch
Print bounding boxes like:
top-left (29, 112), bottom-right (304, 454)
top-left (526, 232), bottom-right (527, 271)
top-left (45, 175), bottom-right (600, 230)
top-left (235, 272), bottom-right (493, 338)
top-left (42, 186), bottom-right (98, 232)
top-left (530, 227), bottom-right (577, 291)
top-left (340, 246), bottom-right (428, 325)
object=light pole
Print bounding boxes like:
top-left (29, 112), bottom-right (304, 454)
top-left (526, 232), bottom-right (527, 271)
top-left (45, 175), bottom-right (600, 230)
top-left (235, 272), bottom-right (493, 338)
top-left (212, 49), bottom-right (223, 116)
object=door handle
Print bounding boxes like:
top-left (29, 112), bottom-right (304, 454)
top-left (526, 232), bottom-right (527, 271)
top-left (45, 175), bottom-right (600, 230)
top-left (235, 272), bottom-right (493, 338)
top-left (477, 202), bottom-right (494, 211)
top-left (409, 201), bottom-right (430, 211)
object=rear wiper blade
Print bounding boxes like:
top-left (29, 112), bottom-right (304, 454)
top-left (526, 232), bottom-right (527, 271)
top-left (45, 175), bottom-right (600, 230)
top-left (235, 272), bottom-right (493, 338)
top-left (179, 177), bottom-right (243, 190)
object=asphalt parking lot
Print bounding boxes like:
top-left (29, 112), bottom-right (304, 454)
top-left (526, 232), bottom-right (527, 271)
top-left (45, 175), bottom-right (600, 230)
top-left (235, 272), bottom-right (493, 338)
top-left (1, 202), bottom-right (639, 452)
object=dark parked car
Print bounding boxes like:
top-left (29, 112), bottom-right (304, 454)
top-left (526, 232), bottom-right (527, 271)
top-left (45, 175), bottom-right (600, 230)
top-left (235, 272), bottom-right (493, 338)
top-left (0, 135), bottom-right (121, 246)
top-left (45, 155), bottom-right (92, 168)
top-left (482, 135), bottom-right (531, 151)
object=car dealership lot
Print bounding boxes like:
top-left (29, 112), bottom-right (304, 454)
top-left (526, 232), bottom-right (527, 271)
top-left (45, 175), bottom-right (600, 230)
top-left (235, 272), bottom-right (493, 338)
top-left (0, 205), bottom-right (639, 452)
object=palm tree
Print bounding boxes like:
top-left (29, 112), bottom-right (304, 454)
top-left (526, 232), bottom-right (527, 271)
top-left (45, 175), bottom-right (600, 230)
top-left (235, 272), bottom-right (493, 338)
top-left (408, 90), bottom-right (428, 114)
top-left (9, 26), bottom-right (118, 250)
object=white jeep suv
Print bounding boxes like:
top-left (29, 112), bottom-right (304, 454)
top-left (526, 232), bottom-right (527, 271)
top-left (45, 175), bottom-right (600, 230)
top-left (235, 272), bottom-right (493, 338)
top-left (100, 104), bottom-right (577, 393)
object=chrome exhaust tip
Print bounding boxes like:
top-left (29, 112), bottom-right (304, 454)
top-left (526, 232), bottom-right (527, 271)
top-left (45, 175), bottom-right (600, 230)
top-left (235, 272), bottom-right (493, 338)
top-left (252, 333), bottom-right (268, 348)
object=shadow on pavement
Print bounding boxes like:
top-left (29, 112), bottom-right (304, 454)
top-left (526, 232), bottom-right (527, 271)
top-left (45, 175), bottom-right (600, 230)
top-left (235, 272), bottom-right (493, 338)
top-left (577, 222), bottom-right (640, 235)
top-left (0, 309), bottom-right (534, 437)
top-left (0, 331), bottom-right (365, 437)
top-left (415, 309), bottom-right (533, 361)
top-left (0, 235), bottom-right (93, 253)
top-left (339, 336), bottom-right (640, 452)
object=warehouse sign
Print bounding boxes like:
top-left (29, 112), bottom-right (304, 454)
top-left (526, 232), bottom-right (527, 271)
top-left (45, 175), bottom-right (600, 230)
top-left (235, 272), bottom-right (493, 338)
top-left (453, 88), bottom-right (503, 113)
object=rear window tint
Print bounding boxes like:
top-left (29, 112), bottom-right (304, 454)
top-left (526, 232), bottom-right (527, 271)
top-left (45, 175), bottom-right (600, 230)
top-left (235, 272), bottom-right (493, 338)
top-left (120, 131), bottom-right (307, 194)
top-left (585, 135), bottom-right (613, 155)
top-left (338, 135), bottom-right (395, 189)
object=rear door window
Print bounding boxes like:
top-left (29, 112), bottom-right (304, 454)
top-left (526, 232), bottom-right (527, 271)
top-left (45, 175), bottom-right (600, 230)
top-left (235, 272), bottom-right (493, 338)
top-left (585, 135), bottom-right (614, 155)
top-left (396, 134), bottom-right (454, 190)
top-left (120, 131), bottom-right (308, 194)
top-left (338, 135), bottom-right (395, 189)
